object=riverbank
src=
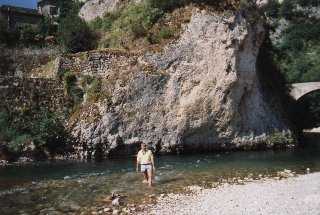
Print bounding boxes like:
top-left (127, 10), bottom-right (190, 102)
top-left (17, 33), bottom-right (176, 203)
top-left (142, 172), bottom-right (320, 215)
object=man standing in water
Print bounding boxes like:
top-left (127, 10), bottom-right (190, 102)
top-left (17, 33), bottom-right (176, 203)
top-left (136, 143), bottom-right (155, 187)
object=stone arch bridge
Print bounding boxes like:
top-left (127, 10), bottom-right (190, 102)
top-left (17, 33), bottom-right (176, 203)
top-left (290, 82), bottom-right (320, 100)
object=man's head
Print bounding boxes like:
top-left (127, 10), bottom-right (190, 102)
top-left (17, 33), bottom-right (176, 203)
top-left (141, 143), bottom-right (146, 150)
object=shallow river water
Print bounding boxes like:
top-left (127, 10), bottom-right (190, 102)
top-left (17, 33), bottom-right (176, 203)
top-left (1, 138), bottom-right (320, 215)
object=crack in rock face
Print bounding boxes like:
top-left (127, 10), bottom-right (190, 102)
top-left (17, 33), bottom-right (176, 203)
top-left (71, 9), bottom-right (294, 159)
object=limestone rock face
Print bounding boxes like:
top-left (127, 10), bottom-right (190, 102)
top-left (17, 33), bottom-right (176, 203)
top-left (79, 0), bottom-right (121, 21)
top-left (79, 0), bottom-right (141, 22)
top-left (71, 9), bottom-right (294, 159)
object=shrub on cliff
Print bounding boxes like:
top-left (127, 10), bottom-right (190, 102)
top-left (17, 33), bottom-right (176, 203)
top-left (31, 110), bottom-right (73, 158)
top-left (62, 71), bottom-right (77, 94)
top-left (86, 78), bottom-right (103, 102)
top-left (106, 2), bottom-right (163, 48)
top-left (90, 11), bottom-right (121, 31)
top-left (19, 25), bottom-right (40, 46)
top-left (92, 1), bottom-right (185, 49)
top-left (57, 0), bottom-right (84, 20)
top-left (0, 111), bottom-right (32, 159)
top-left (58, 14), bottom-right (97, 53)
top-left (39, 17), bottom-right (58, 37)
top-left (0, 110), bottom-right (74, 161)
top-left (91, 0), bottom-right (240, 49)
top-left (61, 70), bottom-right (84, 105)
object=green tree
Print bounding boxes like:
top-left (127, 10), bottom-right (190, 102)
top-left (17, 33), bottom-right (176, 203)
top-left (39, 17), bottom-right (57, 37)
top-left (31, 110), bottom-right (73, 158)
top-left (57, 0), bottom-right (83, 20)
top-left (272, 1), bottom-right (320, 83)
top-left (58, 14), bottom-right (97, 53)
top-left (266, 0), bottom-right (320, 129)
top-left (0, 109), bottom-right (74, 160)
top-left (19, 25), bottom-right (39, 46)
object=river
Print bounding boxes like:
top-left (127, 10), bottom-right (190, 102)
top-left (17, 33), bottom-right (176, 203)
top-left (1, 136), bottom-right (320, 215)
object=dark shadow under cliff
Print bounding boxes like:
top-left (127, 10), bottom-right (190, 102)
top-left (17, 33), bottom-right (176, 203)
top-left (256, 33), bottom-right (302, 142)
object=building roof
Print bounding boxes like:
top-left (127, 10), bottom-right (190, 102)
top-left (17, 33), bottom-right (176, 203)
top-left (0, 5), bottom-right (41, 17)
top-left (38, 0), bottom-right (57, 4)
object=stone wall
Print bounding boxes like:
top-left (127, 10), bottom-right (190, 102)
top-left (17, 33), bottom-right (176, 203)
top-left (0, 76), bottom-right (69, 115)
top-left (57, 49), bottom-right (140, 77)
top-left (0, 47), bottom-right (60, 78)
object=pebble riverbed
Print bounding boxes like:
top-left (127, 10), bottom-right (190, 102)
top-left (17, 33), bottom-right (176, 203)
top-left (141, 172), bottom-right (320, 215)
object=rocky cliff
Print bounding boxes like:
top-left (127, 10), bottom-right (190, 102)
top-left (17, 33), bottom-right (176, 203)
top-left (79, 0), bottom-right (121, 21)
top-left (67, 7), bottom-right (295, 160)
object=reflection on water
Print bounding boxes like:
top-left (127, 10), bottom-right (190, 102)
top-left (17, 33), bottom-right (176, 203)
top-left (1, 138), bottom-right (320, 214)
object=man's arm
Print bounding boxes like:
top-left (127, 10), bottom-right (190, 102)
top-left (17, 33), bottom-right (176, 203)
top-left (136, 152), bottom-right (140, 172)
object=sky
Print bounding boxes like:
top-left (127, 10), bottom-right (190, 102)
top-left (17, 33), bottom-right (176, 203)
top-left (0, 0), bottom-right (37, 8)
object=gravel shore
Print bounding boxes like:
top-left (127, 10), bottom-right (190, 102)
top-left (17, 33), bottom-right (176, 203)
top-left (143, 172), bottom-right (320, 215)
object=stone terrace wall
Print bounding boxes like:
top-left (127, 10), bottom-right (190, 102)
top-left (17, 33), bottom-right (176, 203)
top-left (0, 47), bottom-right (60, 78)
top-left (0, 76), bottom-right (70, 115)
top-left (57, 49), bottom-right (139, 77)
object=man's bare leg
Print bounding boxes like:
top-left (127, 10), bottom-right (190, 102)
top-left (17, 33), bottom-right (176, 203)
top-left (147, 169), bottom-right (153, 187)
top-left (142, 171), bottom-right (148, 183)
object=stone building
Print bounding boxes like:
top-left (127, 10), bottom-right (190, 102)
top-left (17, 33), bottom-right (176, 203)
top-left (0, 5), bottom-right (42, 30)
top-left (37, 0), bottom-right (60, 18)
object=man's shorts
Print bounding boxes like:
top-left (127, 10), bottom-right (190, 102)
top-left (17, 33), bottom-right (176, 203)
top-left (141, 164), bottom-right (152, 172)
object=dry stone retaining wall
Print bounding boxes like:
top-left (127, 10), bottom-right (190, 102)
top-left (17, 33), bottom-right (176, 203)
top-left (0, 76), bottom-right (69, 115)
top-left (0, 47), bottom-right (59, 78)
top-left (57, 50), bottom-right (139, 77)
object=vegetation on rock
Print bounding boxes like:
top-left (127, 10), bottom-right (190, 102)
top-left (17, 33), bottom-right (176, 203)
top-left (89, 0), bottom-right (242, 51)
top-left (265, 0), bottom-right (320, 83)
top-left (266, 131), bottom-right (295, 149)
top-left (58, 14), bottom-right (97, 53)
top-left (0, 109), bottom-right (73, 161)
top-left (84, 77), bottom-right (104, 103)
